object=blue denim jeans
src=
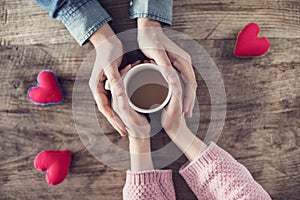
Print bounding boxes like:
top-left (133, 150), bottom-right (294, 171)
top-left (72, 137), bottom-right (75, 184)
top-left (36, 0), bottom-right (173, 45)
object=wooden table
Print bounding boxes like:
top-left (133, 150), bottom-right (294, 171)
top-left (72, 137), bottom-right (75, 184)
top-left (1, 0), bottom-right (299, 199)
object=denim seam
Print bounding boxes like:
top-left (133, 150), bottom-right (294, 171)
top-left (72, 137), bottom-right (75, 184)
top-left (60, 0), bottom-right (90, 26)
top-left (129, 12), bottom-right (172, 24)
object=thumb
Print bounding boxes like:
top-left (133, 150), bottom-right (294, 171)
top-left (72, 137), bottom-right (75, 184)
top-left (112, 82), bottom-right (129, 113)
top-left (167, 72), bottom-right (183, 110)
top-left (105, 64), bottom-right (122, 88)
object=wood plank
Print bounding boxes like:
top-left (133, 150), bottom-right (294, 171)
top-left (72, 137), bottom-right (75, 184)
top-left (0, 0), bottom-right (299, 45)
top-left (173, 0), bottom-right (300, 39)
top-left (0, 37), bottom-right (299, 199)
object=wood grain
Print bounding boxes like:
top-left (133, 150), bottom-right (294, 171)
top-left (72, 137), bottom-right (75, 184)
top-left (0, 0), bottom-right (300, 199)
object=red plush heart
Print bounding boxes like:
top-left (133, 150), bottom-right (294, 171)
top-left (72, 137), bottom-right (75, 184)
top-left (27, 70), bottom-right (63, 105)
top-left (234, 23), bottom-right (271, 57)
top-left (34, 150), bottom-right (72, 186)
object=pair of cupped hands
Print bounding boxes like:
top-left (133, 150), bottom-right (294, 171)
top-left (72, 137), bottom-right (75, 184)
top-left (88, 19), bottom-right (201, 159)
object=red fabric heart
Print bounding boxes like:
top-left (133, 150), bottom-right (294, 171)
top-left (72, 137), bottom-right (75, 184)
top-left (27, 70), bottom-right (63, 105)
top-left (234, 23), bottom-right (271, 57)
top-left (34, 150), bottom-right (72, 186)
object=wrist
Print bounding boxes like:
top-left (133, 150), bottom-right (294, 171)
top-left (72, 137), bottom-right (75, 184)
top-left (89, 23), bottom-right (118, 47)
top-left (168, 124), bottom-right (207, 161)
top-left (137, 18), bottom-right (162, 28)
top-left (129, 137), bottom-right (151, 154)
top-left (184, 134), bottom-right (207, 161)
top-left (165, 119), bottom-right (188, 140)
top-left (129, 137), bottom-right (153, 172)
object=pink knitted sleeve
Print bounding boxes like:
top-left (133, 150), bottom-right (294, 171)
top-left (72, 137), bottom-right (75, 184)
top-left (179, 142), bottom-right (271, 200)
top-left (123, 170), bottom-right (176, 200)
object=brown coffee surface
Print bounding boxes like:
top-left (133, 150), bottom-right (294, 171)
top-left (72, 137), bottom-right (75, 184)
top-left (130, 83), bottom-right (169, 109)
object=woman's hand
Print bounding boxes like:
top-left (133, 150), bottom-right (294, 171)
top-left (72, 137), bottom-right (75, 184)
top-left (89, 23), bottom-right (127, 136)
top-left (111, 63), bottom-right (151, 140)
top-left (161, 69), bottom-right (207, 161)
top-left (112, 63), bottom-right (153, 172)
top-left (161, 68), bottom-right (186, 139)
top-left (137, 18), bottom-right (197, 118)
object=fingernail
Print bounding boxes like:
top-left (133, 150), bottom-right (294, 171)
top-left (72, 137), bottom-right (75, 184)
top-left (119, 130), bottom-right (126, 137)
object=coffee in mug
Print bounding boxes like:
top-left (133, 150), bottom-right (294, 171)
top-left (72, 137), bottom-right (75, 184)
top-left (124, 63), bottom-right (171, 113)
top-left (105, 63), bottom-right (171, 113)
top-left (130, 82), bottom-right (169, 110)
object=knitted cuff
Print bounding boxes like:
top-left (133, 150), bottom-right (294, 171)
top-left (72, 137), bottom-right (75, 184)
top-left (179, 142), bottom-right (230, 178)
top-left (125, 169), bottom-right (173, 185)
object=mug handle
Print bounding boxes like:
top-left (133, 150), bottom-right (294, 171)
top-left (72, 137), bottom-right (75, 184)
top-left (104, 80), bottom-right (111, 90)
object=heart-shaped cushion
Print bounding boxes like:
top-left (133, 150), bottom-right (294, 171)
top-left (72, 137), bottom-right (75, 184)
top-left (234, 23), bottom-right (271, 57)
top-left (34, 150), bottom-right (72, 186)
top-left (27, 70), bottom-right (63, 106)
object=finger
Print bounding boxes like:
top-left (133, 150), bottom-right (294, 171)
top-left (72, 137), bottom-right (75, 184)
top-left (94, 96), bottom-right (127, 136)
top-left (149, 49), bottom-right (172, 67)
top-left (120, 64), bottom-right (132, 76)
top-left (143, 59), bottom-right (154, 64)
top-left (172, 57), bottom-right (197, 118)
top-left (182, 76), bottom-right (196, 118)
top-left (104, 63), bottom-right (122, 87)
top-left (112, 85), bottom-right (136, 129)
top-left (93, 80), bottom-right (127, 136)
top-left (159, 64), bottom-right (178, 89)
top-left (120, 60), bottom-right (143, 76)
top-left (113, 84), bottom-right (130, 112)
top-left (161, 72), bottom-right (183, 134)
top-left (112, 84), bottom-right (149, 134)
top-left (167, 72), bottom-right (183, 112)
top-left (150, 60), bottom-right (156, 64)
top-left (131, 60), bottom-right (142, 67)
top-left (98, 70), bottom-right (107, 81)
top-left (162, 38), bottom-right (196, 118)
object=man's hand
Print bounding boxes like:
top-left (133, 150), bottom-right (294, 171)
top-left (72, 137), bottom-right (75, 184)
top-left (89, 23), bottom-right (126, 136)
top-left (137, 18), bottom-right (197, 118)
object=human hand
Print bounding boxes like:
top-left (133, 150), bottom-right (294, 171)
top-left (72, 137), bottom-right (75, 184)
top-left (161, 68), bottom-right (186, 139)
top-left (88, 23), bottom-right (126, 136)
top-left (137, 18), bottom-right (197, 118)
top-left (161, 68), bottom-right (207, 161)
top-left (111, 62), bottom-right (151, 141)
top-left (112, 63), bottom-right (153, 171)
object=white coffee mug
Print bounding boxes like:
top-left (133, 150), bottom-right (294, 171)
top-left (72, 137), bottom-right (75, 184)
top-left (105, 63), bottom-right (172, 113)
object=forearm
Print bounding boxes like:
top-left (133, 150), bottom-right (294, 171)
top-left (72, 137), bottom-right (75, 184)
top-left (137, 18), bottom-right (162, 28)
top-left (130, 0), bottom-right (173, 25)
top-left (179, 128), bottom-right (207, 161)
top-left (88, 23), bottom-right (122, 87)
top-left (167, 122), bottom-right (207, 161)
top-left (129, 137), bottom-right (154, 172)
top-left (89, 23), bottom-right (117, 47)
